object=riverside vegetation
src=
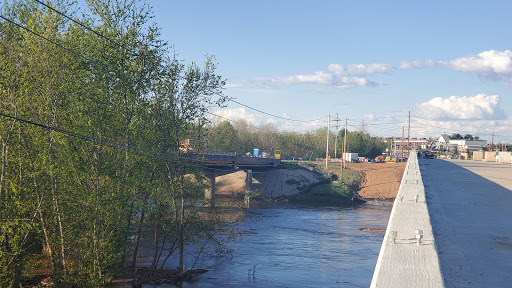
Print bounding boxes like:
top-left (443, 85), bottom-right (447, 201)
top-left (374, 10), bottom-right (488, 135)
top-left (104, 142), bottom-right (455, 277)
top-left (0, 0), bottom-right (233, 286)
top-left (286, 162), bottom-right (363, 205)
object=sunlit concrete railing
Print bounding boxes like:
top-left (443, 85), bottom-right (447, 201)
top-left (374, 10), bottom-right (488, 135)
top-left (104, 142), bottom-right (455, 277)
top-left (370, 151), bottom-right (444, 288)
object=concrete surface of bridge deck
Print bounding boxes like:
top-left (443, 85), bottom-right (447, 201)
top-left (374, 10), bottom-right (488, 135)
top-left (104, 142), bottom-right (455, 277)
top-left (421, 159), bottom-right (512, 287)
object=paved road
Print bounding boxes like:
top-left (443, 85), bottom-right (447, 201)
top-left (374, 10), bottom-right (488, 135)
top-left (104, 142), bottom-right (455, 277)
top-left (421, 158), bottom-right (512, 288)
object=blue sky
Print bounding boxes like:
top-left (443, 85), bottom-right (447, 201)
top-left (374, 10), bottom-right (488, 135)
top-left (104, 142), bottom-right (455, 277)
top-left (152, 0), bottom-right (512, 143)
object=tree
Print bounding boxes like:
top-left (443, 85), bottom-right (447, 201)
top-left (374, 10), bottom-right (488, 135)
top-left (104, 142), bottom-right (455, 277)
top-left (337, 130), bottom-right (385, 159)
top-left (0, 0), bottom-right (231, 285)
top-left (450, 133), bottom-right (463, 139)
top-left (209, 121), bottom-right (238, 152)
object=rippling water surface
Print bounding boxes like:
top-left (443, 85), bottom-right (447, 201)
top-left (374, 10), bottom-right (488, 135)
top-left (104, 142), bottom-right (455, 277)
top-left (179, 204), bottom-right (391, 288)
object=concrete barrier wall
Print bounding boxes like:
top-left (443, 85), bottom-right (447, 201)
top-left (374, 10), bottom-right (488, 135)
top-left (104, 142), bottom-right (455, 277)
top-left (498, 151), bottom-right (512, 163)
top-left (370, 152), bottom-right (444, 288)
top-left (484, 151), bottom-right (497, 162)
top-left (473, 151), bottom-right (484, 161)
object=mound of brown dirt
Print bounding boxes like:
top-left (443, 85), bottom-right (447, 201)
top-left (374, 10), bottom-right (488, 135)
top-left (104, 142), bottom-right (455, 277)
top-left (347, 162), bottom-right (406, 198)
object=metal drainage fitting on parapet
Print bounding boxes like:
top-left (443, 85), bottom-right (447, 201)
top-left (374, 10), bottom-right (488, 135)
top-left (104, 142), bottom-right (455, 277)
top-left (415, 229), bottom-right (423, 246)
top-left (390, 231), bottom-right (397, 244)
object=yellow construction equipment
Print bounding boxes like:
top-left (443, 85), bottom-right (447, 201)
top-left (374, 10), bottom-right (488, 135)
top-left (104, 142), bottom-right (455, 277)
top-left (385, 155), bottom-right (397, 163)
top-left (274, 150), bottom-right (281, 159)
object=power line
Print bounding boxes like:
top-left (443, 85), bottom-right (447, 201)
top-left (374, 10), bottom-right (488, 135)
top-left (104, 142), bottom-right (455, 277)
top-left (33, 0), bottom-right (138, 57)
top-left (206, 110), bottom-right (326, 134)
top-left (0, 111), bottom-right (226, 169)
top-left (0, 111), bottom-right (284, 174)
top-left (411, 116), bottom-right (501, 139)
top-left (0, 14), bottom-right (105, 69)
top-left (230, 99), bottom-right (324, 123)
top-left (14, 2), bottom-right (324, 129)
top-left (6, 5), bottom-right (305, 132)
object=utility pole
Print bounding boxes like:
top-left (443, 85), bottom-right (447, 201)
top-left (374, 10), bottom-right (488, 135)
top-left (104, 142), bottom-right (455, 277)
top-left (340, 116), bottom-right (347, 182)
top-left (334, 113), bottom-right (340, 159)
top-left (408, 111), bottom-right (411, 155)
top-left (343, 117), bottom-right (348, 169)
top-left (326, 113), bottom-right (330, 168)
top-left (401, 127), bottom-right (404, 163)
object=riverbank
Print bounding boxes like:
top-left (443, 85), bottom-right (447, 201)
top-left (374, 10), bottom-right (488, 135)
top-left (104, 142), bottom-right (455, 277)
top-left (215, 161), bottom-right (406, 200)
top-left (347, 162), bottom-right (406, 199)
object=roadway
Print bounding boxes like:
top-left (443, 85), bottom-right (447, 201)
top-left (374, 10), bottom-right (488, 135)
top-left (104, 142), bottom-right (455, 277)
top-left (421, 158), bottom-right (512, 288)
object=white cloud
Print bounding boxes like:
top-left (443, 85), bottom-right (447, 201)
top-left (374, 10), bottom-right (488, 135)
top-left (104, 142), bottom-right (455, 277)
top-left (416, 94), bottom-right (506, 120)
top-left (448, 50), bottom-right (512, 73)
top-left (327, 63), bottom-right (393, 75)
top-left (400, 50), bottom-right (512, 84)
top-left (400, 60), bottom-right (435, 69)
top-left (409, 117), bottom-right (512, 143)
top-left (363, 113), bottom-right (375, 120)
top-left (243, 63), bottom-right (391, 90)
top-left (211, 108), bottom-right (257, 125)
top-left (442, 50), bottom-right (512, 83)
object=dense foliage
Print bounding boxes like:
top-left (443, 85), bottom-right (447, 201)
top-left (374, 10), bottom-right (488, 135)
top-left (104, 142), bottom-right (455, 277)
top-left (0, 0), bottom-right (229, 286)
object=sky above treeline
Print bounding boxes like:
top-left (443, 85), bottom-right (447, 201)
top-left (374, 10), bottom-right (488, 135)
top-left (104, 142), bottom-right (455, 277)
top-left (153, 1), bottom-right (511, 143)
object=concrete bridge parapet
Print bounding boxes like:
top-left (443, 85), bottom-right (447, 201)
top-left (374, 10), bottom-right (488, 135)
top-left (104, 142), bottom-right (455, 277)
top-left (370, 151), bottom-right (444, 288)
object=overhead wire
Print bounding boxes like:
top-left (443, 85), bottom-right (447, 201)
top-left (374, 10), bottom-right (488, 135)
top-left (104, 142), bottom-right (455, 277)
top-left (0, 7), bottom-right (324, 172)
top-left (0, 111), bottom-right (271, 173)
top-left (230, 99), bottom-right (325, 123)
top-left (24, 2), bottom-right (322, 132)
top-left (33, 0), bottom-right (325, 127)
top-left (0, 14), bottom-right (105, 69)
top-left (206, 110), bottom-right (326, 134)
top-left (33, 0), bottom-right (137, 56)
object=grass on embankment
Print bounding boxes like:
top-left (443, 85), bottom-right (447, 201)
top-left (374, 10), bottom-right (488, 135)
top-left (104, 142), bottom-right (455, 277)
top-left (286, 162), bottom-right (362, 205)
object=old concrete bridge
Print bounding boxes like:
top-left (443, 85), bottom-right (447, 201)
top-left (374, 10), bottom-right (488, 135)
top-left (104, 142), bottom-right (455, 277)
top-left (185, 153), bottom-right (281, 203)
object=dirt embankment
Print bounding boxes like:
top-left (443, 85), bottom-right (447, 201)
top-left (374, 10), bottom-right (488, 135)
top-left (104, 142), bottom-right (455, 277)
top-left (347, 162), bottom-right (406, 198)
top-left (215, 162), bottom-right (406, 199)
top-left (215, 167), bottom-right (323, 198)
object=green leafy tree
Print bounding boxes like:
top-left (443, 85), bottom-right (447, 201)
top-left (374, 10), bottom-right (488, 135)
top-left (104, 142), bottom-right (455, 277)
top-left (209, 121), bottom-right (238, 152)
top-left (450, 133), bottom-right (463, 139)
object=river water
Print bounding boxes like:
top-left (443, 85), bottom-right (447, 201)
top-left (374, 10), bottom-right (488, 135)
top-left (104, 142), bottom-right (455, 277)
top-left (179, 203), bottom-right (391, 288)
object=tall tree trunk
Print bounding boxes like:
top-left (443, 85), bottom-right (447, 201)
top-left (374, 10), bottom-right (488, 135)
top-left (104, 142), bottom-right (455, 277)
top-left (0, 118), bottom-right (15, 199)
top-left (21, 127), bottom-right (57, 276)
top-left (47, 129), bottom-right (67, 277)
top-left (131, 209), bottom-right (144, 268)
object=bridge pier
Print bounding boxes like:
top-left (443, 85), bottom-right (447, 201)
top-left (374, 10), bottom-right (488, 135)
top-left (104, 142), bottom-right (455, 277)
top-left (244, 170), bottom-right (252, 208)
top-left (206, 169), bottom-right (216, 205)
top-left (206, 169), bottom-right (254, 207)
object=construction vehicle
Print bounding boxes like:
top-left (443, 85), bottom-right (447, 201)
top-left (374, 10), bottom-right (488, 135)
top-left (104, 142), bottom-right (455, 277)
top-left (274, 150), bottom-right (281, 159)
top-left (374, 155), bottom-right (384, 163)
top-left (385, 155), bottom-right (397, 163)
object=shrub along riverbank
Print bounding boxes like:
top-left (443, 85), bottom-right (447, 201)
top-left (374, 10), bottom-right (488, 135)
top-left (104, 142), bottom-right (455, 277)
top-left (286, 162), bottom-right (363, 205)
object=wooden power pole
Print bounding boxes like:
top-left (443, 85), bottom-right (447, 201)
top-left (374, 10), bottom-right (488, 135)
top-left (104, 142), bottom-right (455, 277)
top-left (401, 127), bottom-right (404, 163)
top-left (326, 113), bottom-right (330, 168)
top-left (343, 117), bottom-right (347, 168)
top-left (340, 116), bottom-right (347, 182)
top-left (408, 111), bottom-right (411, 155)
